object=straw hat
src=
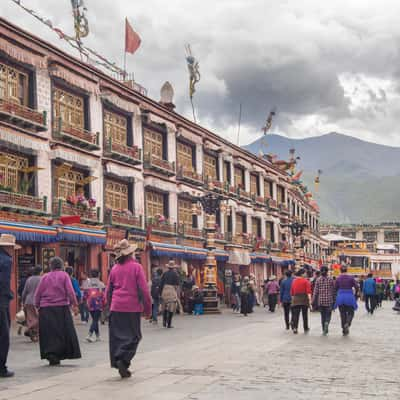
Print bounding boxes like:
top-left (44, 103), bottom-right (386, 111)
top-left (114, 239), bottom-right (137, 260)
top-left (0, 234), bottom-right (21, 249)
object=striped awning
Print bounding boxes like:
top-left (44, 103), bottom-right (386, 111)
top-left (56, 226), bottom-right (107, 245)
top-left (271, 256), bottom-right (295, 266)
top-left (250, 252), bottom-right (270, 264)
top-left (149, 242), bottom-right (207, 260)
top-left (214, 249), bottom-right (229, 262)
top-left (0, 220), bottom-right (57, 243)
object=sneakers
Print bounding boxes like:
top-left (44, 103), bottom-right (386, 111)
top-left (86, 334), bottom-right (96, 343)
top-left (95, 335), bottom-right (101, 342)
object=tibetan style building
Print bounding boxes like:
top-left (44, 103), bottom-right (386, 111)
top-left (0, 17), bottom-right (322, 315)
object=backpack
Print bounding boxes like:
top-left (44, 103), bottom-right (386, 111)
top-left (151, 276), bottom-right (162, 299)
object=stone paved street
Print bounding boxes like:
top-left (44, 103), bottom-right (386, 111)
top-left (1, 302), bottom-right (399, 399)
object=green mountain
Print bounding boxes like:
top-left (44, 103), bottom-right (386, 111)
top-left (244, 133), bottom-right (400, 223)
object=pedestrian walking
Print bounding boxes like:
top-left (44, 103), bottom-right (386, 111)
top-left (265, 275), bottom-right (279, 312)
top-left (34, 257), bottom-right (81, 366)
top-left (280, 270), bottom-right (294, 330)
top-left (363, 273), bottom-right (377, 314)
top-left (262, 279), bottom-right (269, 308)
top-left (160, 260), bottom-right (180, 328)
top-left (376, 278), bottom-right (384, 307)
top-left (231, 274), bottom-right (241, 312)
top-left (240, 276), bottom-right (253, 317)
top-left (334, 265), bottom-right (358, 336)
top-left (105, 240), bottom-right (151, 378)
top-left (181, 272), bottom-right (195, 313)
top-left (290, 269), bottom-right (311, 334)
top-left (312, 266), bottom-right (335, 335)
top-left (249, 273), bottom-right (258, 307)
top-left (0, 234), bottom-right (19, 378)
top-left (150, 268), bottom-right (163, 323)
top-left (21, 265), bottom-right (42, 342)
top-left (65, 266), bottom-right (83, 321)
top-left (83, 269), bottom-right (106, 342)
top-left (79, 272), bottom-right (91, 323)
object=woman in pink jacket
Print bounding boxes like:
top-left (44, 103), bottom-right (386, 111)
top-left (105, 240), bottom-right (151, 379)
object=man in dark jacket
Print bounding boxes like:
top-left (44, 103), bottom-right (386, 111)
top-left (150, 268), bottom-right (163, 323)
top-left (0, 234), bottom-right (20, 378)
top-left (280, 270), bottom-right (294, 330)
top-left (363, 273), bottom-right (377, 314)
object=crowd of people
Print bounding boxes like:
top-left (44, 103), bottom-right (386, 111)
top-left (1, 230), bottom-right (399, 380)
top-left (231, 266), bottom-right (398, 336)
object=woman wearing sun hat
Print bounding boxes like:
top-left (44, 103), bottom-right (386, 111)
top-left (105, 239), bottom-right (151, 378)
top-left (160, 260), bottom-right (180, 328)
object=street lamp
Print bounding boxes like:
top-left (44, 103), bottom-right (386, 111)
top-left (191, 193), bottom-right (224, 313)
top-left (281, 221), bottom-right (308, 269)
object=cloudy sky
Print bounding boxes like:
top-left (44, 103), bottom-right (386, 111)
top-left (2, 0), bottom-right (400, 146)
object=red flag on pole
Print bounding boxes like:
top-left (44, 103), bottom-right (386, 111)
top-left (125, 18), bottom-right (141, 54)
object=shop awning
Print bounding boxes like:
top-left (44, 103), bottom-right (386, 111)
top-left (0, 221), bottom-right (57, 243)
top-left (214, 249), bottom-right (229, 262)
top-left (250, 252), bottom-right (270, 264)
top-left (56, 226), bottom-right (107, 245)
top-left (228, 250), bottom-right (251, 266)
top-left (270, 256), bottom-right (295, 267)
top-left (149, 242), bottom-right (207, 260)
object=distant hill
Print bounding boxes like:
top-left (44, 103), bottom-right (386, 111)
top-left (244, 133), bottom-right (400, 223)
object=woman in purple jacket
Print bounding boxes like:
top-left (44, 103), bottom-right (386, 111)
top-left (34, 257), bottom-right (81, 366)
top-left (106, 239), bottom-right (151, 379)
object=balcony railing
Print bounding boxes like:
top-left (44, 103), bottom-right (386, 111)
top-left (254, 239), bottom-right (272, 251)
top-left (104, 209), bottom-right (142, 228)
top-left (268, 199), bottom-right (278, 210)
top-left (177, 166), bottom-right (203, 186)
top-left (238, 188), bottom-right (252, 202)
top-left (146, 218), bottom-right (177, 235)
top-left (228, 233), bottom-right (254, 246)
top-left (104, 137), bottom-right (141, 165)
top-left (0, 190), bottom-right (48, 214)
top-left (279, 203), bottom-right (290, 214)
top-left (53, 198), bottom-right (100, 223)
top-left (178, 224), bottom-right (204, 239)
top-left (251, 194), bottom-right (267, 206)
top-left (53, 118), bottom-right (100, 150)
top-left (0, 99), bottom-right (47, 132)
top-left (215, 231), bottom-right (228, 242)
top-left (224, 184), bottom-right (237, 197)
top-left (143, 153), bottom-right (175, 176)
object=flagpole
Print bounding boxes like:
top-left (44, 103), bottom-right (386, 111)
top-left (123, 18), bottom-right (127, 79)
top-left (236, 103), bottom-right (242, 145)
top-left (123, 50), bottom-right (127, 79)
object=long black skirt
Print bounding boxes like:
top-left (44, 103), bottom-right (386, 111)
top-left (109, 312), bottom-right (142, 369)
top-left (38, 306), bottom-right (81, 361)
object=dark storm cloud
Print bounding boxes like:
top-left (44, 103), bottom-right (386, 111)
top-left (195, 59), bottom-right (350, 129)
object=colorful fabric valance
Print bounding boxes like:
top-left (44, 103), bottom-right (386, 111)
top-left (149, 242), bottom-right (207, 260)
top-left (0, 221), bottom-right (57, 243)
top-left (56, 226), bottom-right (106, 245)
top-left (250, 252), bottom-right (270, 264)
